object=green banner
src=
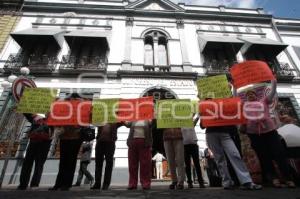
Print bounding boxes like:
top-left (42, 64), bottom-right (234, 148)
top-left (92, 99), bottom-right (119, 125)
top-left (156, 99), bottom-right (193, 129)
top-left (191, 100), bottom-right (199, 113)
top-left (17, 88), bottom-right (57, 114)
top-left (196, 74), bottom-right (232, 100)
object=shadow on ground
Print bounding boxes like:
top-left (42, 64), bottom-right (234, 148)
top-left (0, 186), bottom-right (300, 199)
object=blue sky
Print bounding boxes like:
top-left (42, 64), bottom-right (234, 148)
top-left (172, 0), bottom-right (300, 18)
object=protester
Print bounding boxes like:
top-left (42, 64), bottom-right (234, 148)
top-left (203, 148), bottom-right (222, 187)
top-left (74, 142), bottom-right (94, 186)
top-left (242, 80), bottom-right (296, 188)
top-left (182, 115), bottom-right (205, 188)
top-left (126, 120), bottom-right (152, 190)
top-left (200, 101), bottom-right (262, 191)
top-left (163, 128), bottom-right (185, 189)
top-left (49, 94), bottom-right (84, 191)
top-left (91, 122), bottom-right (124, 190)
top-left (227, 128), bottom-right (242, 186)
top-left (17, 114), bottom-right (52, 190)
top-left (152, 152), bottom-right (165, 180)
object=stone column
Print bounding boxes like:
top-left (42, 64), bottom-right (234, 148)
top-left (122, 17), bottom-right (134, 70)
top-left (177, 19), bottom-right (192, 72)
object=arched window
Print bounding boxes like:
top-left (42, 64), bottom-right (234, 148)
top-left (158, 36), bottom-right (168, 66)
top-left (143, 30), bottom-right (169, 71)
top-left (144, 35), bottom-right (154, 67)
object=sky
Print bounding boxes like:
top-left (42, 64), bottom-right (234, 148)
top-left (172, 0), bottom-right (300, 18)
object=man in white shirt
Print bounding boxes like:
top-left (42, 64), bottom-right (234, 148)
top-left (152, 152), bottom-right (165, 180)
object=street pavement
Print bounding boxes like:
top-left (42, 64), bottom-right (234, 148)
top-left (0, 183), bottom-right (300, 199)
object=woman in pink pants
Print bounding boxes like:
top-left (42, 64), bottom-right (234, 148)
top-left (126, 120), bottom-right (153, 190)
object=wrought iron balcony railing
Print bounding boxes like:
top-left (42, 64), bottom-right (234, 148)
top-left (204, 59), bottom-right (235, 75)
top-left (59, 55), bottom-right (107, 72)
top-left (204, 59), bottom-right (296, 81)
top-left (143, 65), bottom-right (171, 72)
top-left (3, 53), bottom-right (57, 73)
top-left (269, 62), bottom-right (296, 81)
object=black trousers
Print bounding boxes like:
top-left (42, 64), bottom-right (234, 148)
top-left (94, 141), bottom-right (115, 188)
top-left (184, 144), bottom-right (204, 184)
top-left (248, 130), bottom-right (292, 182)
top-left (19, 140), bottom-right (51, 188)
top-left (53, 139), bottom-right (82, 189)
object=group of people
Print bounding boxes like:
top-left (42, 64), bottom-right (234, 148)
top-left (16, 78), bottom-right (297, 191)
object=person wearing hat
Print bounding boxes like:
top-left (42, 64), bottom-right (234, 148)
top-left (17, 114), bottom-right (52, 190)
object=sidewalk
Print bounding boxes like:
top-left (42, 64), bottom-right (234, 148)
top-left (0, 184), bottom-right (299, 199)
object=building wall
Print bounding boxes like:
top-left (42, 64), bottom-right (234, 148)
top-left (1, 0), bottom-right (300, 185)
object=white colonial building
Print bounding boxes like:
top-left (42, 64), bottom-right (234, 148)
top-left (1, 0), bottom-right (300, 185)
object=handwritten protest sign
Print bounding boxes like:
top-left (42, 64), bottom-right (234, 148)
top-left (230, 61), bottom-right (275, 89)
top-left (191, 100), bottom-right (199, 113)
top-left (17, 88), bottom-right (57, 114)
top-left (92, 99), bottom-right (119, 125)
top-left (199, 97), bottom-right (246, 127)
top-left (117, 96), bottom-right (154, 122)
top-left (47, 100), bottom-right (92, 126)
top-left (196, 75), bottom-right (232, 100)
top-left (156, 99), bottom-right (193, 128)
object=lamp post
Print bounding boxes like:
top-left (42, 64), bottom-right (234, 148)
top-left (0, 67), bottom-right (30, 188)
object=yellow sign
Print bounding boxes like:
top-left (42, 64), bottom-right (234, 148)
top-left (156, 99), bottom-right (193, 129)
top-left (17, 88), bottom-right (57, 114)
top-left (92, 99), bottom-right (119, 125)
top-left (191, 100), bottom-right (199, 113)
top-left (196, 74), bottom-right (232, 100)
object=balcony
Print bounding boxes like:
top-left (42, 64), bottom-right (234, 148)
top-left (59, 55), bottom-right (107, 74)
top-left (204, 59), bottom-right (235, 75)
top-left (270, 62), bottom-right (296, 81)
top-left (143, 65), bottom-right (171, 72)
top-left (3, 53), bottom-right (57, 74)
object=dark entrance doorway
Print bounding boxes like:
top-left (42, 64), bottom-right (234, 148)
top-left (142, 87), bottom-right (177, 155)
top-left (142, 87), bottom-right (177, 180)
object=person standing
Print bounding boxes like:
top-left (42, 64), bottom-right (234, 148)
top-left (242, 80), bottom-right (296, 188)
top-left (152, 152), bottom-right (165, 180)
top-left (203, 148), bottom-right (222, 187)
top-left (182, 115), bottom-right (205, 188)
top-left (201, 120), bottom-right (261, 190)
top-left (91, 122), bottom-right (123, 190)
top-left (49, 93), bottom-right (87, 191)
top-left (17, 114), bottom-right (52, 190)
top-left (126, 120), bottom-right (152, 190)
top-left (74, 142), bottom-right (94, 186)
top-left (163, 128), bottom-right (185, 189)
top-left (49, 125), bottom-right (82, 191)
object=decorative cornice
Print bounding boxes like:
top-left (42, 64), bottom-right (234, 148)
top-left (117, 70), bottom-right (198, 79)
top-left (22, 2), bottom-right (273, 24)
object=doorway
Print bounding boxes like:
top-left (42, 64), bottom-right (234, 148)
top-left (141, 86), bottom-right (177, 180)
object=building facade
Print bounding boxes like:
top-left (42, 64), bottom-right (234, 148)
top-left (0, 0), bottom-right (300, 185)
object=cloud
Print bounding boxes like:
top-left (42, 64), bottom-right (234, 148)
top-left (173, 0), bottom-right (258, 8)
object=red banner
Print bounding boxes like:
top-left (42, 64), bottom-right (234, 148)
top-left (47, 100), bottom-right (92, 126)
top-left (199, 97), bottom-right (246, 127)
top-left (230, 60), bottom-right (275, 89)
top-left (117, 96), bottom-right (154, 122)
